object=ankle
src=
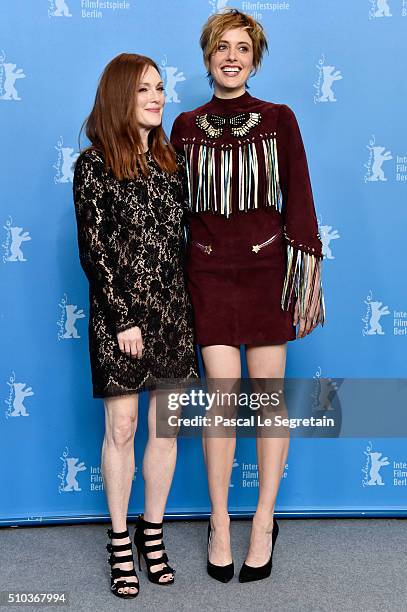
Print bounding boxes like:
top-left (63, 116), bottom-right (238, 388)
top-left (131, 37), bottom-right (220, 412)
top-left (210, 516), bottom-right (231, 542)
top-left (210, 512), bottom-right (230, 529)
top-left (252, 511), bottom-right (274, 531)
top-left (140, 512), bottom-right (163, 525)
top-left (211, 522), bottom-right (231, 535)
top-left (109, 525), bottom-right (129, 538)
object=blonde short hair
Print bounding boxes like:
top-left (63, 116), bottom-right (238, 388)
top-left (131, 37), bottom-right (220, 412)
top-left (200, 8), bottom-right (268, 85)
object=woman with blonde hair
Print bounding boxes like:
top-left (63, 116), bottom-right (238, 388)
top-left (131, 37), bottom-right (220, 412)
top-left (171, 9), bottom-right (325, 583)
top-left (73, 53), bottom-right (198, 598)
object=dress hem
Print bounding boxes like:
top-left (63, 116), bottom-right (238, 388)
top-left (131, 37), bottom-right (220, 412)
top-left (196, 335), bottom-right (297, 347)
top-left (92, 369), bottom-right (201, 400)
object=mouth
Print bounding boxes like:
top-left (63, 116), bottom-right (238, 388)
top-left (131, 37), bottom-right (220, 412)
top-left (146, 108), bottom-right (161, 113)
top-left (221, 66), bottom-right (242, 76)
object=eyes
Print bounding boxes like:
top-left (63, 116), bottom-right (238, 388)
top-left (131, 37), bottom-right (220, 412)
top-left (138, 86), bottom-right (165, 93)
top-left (217, 43), bottom-right (250, 53)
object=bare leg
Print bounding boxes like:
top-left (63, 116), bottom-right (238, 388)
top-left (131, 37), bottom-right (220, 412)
top-left (244, 344), bottom-right (290, 567)
top-left (142, 389), bottom-right (177, 583)
top-left (102, 393), bottom-right (138, 595)
top-left (201, 344), bottom-right (241, 566)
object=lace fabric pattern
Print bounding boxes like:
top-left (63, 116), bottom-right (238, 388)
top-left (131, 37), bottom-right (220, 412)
top-left (73, 148), bottom-right (199, 398)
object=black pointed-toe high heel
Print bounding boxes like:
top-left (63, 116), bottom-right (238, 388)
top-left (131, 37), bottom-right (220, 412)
top-left (106, 527), bottom-right (139, 598)
top-left (207, 522), bottom-right (234, 583)
top-left (238, 518), bottom-right (279, 583)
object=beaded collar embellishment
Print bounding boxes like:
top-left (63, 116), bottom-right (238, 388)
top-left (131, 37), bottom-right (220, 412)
top-left (195, 112), bottom-right (262, 139)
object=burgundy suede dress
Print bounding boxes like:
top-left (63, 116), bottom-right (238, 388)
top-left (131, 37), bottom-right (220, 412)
top-left (170, 91), bottom-right (325, 346)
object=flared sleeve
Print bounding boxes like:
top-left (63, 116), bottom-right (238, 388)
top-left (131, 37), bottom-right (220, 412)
top-left (73, 151), bottom-right (138, 333)
top-left (277, 105), bottom-right (326, 326)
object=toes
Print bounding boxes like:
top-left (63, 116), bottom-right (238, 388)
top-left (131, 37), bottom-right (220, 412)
top-left (159, 573), bottom-right (174, 583)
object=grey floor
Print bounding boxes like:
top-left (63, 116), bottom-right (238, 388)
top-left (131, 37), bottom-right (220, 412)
top-left (1, 518), bottom-right (406, 612)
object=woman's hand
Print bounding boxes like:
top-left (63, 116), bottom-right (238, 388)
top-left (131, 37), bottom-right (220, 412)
top-left (293, 265), bottom-right (321, 338)
top-left (294, 299), bottom-right (320, 338)
top-left (117, 326), bottom-right (143, 359)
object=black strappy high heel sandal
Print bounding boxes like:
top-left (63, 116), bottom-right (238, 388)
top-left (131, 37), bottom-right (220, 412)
top-left (238, 517), bottom-right (279, 583)
top-left (207, 522), bottom-right (234, 583)
top-left (133, 514), bottom-right (175, 585)
top-left (106, 527), bottom-right (139, 598)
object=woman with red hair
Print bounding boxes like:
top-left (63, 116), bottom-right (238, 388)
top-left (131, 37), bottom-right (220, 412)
top-left (73, 53), bottom-right (198, 598)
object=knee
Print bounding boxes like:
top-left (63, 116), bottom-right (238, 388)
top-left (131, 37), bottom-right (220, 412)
top-left (106, 418), bottom-right (136, 448)
top-left (148, 435), bottom-right (177, 453)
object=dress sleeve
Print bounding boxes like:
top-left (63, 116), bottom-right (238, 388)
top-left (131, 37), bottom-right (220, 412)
top-left (73, 152), bottom-right (138, 334)
top-left (171, 115), bottom-right (192, 216)
top-left (175, 152), bottom-right (192, 215)
top-left (277, 104), bottom-right (326, 326)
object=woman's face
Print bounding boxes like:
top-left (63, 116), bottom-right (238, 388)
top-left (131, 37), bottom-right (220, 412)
top-left (135, 65), bottom-right (165, 130)
top-left (209, 27), bottom-right (254, 93)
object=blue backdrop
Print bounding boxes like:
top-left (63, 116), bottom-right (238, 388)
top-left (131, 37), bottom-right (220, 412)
top-left (1, 0), bottom-right (406, 525)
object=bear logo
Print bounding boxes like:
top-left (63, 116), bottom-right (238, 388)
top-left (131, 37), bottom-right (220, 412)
top-left (374, 0), bottom-right (392, 17)
top-left (210, 0), bottom-right (230, 12)
top-left (365, 300), bottom-right (390, 335)
top-left (319, 225), bottom-right (340, 260)
top-left (10, 382), bottom-right (34, 417)
top-left (53, 0), bottom-right (72, 17)
top-left (6, 226), bottom-right (31, 261)
top-left (318, 65), bottom-right (343, 102)
top-left (0, 63), bottom-right (26, 101)
top-left (367, 451), bottom-right (390, 485)
top-left (62, 304), bottom-right (85, 339)
top-left (60, 147), bottom-right (79, 183)
top-left (161, 62), bottom-right (185, 104)
top-left (314, 377), bottom-right (340, 412)
top-left (366, 146), bottom-right (393, 182)
top-left (63, 457), bottom-right (87, 491)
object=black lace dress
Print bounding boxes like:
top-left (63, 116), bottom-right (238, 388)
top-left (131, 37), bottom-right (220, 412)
top-left (73, 148), bottom-right (199, 398)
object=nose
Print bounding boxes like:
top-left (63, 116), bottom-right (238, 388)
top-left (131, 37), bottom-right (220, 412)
top-left (149, 88), bottom-right (161, 103)
top-left (226, 46), bottom-right (238, 62)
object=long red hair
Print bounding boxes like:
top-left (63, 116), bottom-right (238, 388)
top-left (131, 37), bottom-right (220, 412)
top-left (80, 53), bottom-right (177, 180)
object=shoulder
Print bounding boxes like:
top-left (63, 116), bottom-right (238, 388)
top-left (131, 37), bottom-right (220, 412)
top-left (171, 111), bottom-right (193, 134)
top-left (75, 147), bottom-right (105, 174)
top-left (245, 96), bottom-right (298, 126)
top-left (182, 98), bottom-right (213, 117)
top-left (73, 148), bottom-right (114, 198)
top-left (74, 148), bottom-right (111, 189)
top-left (242, 95), bottom-right (298, 121)
top-left (172, 99), bottom-right (216, 130)
top-left (276, 103), bottom-right (300, 127)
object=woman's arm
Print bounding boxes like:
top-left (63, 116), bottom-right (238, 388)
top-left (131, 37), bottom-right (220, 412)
top-left (277, 104), bottom-right (326, 335)
top-left (172, 119), bottom-right (192, 237)
top-left (73, 152), bottom-right (138, 334)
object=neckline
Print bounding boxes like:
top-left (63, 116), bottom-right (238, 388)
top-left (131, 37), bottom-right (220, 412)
top-left (209, 90), bottom-right (252, 111)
